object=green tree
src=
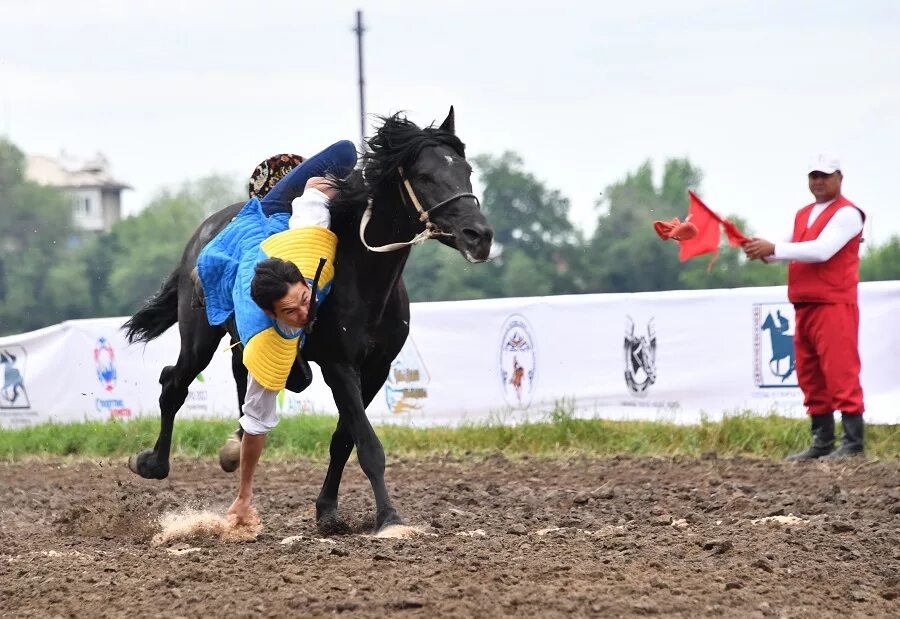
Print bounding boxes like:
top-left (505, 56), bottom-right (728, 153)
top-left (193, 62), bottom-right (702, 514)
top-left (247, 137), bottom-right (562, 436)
top-left (403, 152), bottom-right (581, 301)
top-left (188, 174), bottom-right (245, 217)
top-left (474, 152), bottom-right (581, 296)
top-left (403, 242), bottom-right (496, 302)
top-left (586, 159), bottom-right (700, 292)
top-left (860, 236), bottom-right (900, 281)
top-left (44, 258), bottom-right (93, 320)
top-left (0, 139), bottom-right (77, 335)
top-left (473, 152), bottom-right (576, 254)
top-left (82, 175), bottom-right (242, 317)
top-left (500, 249), bottom-right (555, 297)
top-left (586, 158), bottom-right (787, 293)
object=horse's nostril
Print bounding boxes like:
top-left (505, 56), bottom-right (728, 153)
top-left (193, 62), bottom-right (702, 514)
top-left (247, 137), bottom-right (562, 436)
top-left (462, 228), bottom-right (481, 244)
top-left (462, 224), bottom-right (494, 246)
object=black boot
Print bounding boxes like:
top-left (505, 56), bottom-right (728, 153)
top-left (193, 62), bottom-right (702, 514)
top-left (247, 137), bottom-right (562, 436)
top-left (822, 413), bottom-right (864, 459)
top-left (787, 414), bottom-right (835, 461)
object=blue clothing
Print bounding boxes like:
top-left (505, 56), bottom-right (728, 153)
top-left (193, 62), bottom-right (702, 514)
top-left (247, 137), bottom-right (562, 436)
top-left (197, 198), bottom-right (287, 333)
top-left (196, 199), bottom-right (331, 348)
top-left (197, 139), bottom-right (354, 345)
top-left (260, 140), bottom-right (357, 216)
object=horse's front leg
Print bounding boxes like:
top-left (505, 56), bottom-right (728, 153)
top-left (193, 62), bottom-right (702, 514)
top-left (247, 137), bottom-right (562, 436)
top-left (315, 418), bottom-right (354, 534)
top-left (320, 361), bottom-right (401, 531)
top-left (316, 355), bottom-right (394, 534)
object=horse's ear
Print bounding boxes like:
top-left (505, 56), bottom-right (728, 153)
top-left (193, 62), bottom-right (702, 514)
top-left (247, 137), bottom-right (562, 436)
top-left (439, 106), bottom-right (455, 134)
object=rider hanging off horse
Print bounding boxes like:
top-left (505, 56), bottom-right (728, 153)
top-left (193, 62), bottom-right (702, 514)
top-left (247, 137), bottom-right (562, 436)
top-left (195, 140), bottom-right (357, 525)
top-left (124, 108), bottom-right (494, 533)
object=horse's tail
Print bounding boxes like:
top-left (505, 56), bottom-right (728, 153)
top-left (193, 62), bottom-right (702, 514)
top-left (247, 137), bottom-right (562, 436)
top-left (123, 269), bottom-right (181, 344)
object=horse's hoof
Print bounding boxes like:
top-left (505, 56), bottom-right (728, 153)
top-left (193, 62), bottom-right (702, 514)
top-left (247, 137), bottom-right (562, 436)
top-left (375, 508), bottom-right (403, 533)
top-left (127, 449), bottom-right (169, 480)
top-left (218, 432), bottom-right (241, 473)
top-left (316, 509), bottom-right (352, 536)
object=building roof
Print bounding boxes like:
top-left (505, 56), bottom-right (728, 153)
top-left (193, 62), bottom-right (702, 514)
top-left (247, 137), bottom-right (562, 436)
top-left (25, 153), bottom-right (132, 190)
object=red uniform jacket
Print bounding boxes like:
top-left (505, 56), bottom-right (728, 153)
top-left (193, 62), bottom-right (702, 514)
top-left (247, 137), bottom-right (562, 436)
top-left (787, 195), bottom-right (865, 304)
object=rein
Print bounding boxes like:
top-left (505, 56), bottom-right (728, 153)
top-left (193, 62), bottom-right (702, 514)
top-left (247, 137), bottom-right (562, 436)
top-left (358, 166), bottom-right (480, 253)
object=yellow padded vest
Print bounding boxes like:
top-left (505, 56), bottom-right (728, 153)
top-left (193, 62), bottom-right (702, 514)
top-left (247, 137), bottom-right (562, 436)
top-left (242, 226), bottom-right (337, 390)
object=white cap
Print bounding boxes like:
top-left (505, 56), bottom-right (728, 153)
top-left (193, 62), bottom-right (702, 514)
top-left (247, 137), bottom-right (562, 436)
top-left (807, 153), bottom-right (841, 174)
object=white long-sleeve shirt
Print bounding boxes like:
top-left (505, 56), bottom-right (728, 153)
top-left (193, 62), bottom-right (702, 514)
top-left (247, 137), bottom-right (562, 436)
top-left (770, 199), bottom-right (863, 263)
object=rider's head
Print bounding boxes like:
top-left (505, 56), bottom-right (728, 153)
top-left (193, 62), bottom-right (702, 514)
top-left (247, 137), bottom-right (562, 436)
top-left (250, 257), bottom-right (311, 329)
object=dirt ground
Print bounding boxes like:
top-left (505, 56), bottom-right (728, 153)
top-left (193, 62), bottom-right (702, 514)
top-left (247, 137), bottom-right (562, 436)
top-left (1, 453), bottom-right (898, 618)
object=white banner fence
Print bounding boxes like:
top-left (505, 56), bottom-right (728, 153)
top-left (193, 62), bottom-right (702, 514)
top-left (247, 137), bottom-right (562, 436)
top-left (1, 282), bottom-right (898, 429)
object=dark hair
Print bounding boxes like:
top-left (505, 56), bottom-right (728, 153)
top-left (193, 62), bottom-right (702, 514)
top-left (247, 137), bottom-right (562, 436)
top-left (250, 257), bottom-right (305, 312)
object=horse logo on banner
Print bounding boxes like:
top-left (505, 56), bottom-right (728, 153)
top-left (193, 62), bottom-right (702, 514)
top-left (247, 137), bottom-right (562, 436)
top-left (760, 311), bottom-right (795, 381)
top-left (754, 304), bottom-right (799, 388)
top-left (1, 348), bottom-right (30, 409)
top-left (624, 316), bottom-right (657, 396)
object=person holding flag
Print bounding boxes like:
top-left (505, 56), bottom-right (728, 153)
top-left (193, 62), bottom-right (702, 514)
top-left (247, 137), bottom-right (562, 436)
top-left (743, 154), bottom-right (866, 460)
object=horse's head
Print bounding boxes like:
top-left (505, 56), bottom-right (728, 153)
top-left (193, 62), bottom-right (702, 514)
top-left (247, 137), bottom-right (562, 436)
top-left (363, 108), bottom-right (494, 262)
top-left (403, 108), bottom-right (493, 262)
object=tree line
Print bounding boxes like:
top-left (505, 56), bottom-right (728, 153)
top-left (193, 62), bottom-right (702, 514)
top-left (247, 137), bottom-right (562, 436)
top-left (1, 138), bottom-right (897, 336)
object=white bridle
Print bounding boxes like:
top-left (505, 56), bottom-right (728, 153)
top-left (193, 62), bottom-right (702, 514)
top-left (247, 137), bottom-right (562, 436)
top-left (358, 166), bottom-right (480, 253)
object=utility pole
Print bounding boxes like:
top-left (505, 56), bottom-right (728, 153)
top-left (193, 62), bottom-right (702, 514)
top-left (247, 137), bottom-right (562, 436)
top-left (353, 10), bottom-right (366, 149)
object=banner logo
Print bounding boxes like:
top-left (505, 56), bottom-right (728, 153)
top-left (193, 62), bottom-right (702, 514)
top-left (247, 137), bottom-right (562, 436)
top-left (94, 337), bottom-right (117, 392)
top-left (499, 314), bottom-right (537, 408)
top-left (384, 337), bottom-right (430, 414)
top-left (754, 304), bottom-right (798, 388)
top-left (0, 347), bottom-right (31, 409)
top-left (624, 316), bottom-right (657, 396)
top-left (92, 337), bottom-right (131, 417)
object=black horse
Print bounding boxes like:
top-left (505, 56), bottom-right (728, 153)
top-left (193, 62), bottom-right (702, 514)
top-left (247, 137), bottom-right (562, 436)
top-left (123, 107), bottom-right (494, 532)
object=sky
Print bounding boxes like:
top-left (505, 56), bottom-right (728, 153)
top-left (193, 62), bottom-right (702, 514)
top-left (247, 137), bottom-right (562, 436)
top-left (2, 0), bottom-right (899, 245)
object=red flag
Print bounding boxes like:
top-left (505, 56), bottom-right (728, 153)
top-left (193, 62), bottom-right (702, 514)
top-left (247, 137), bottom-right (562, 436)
top-left (677, 191), bottom-right (749, 261)
top-left (722, 219), bottom-right (749, 247)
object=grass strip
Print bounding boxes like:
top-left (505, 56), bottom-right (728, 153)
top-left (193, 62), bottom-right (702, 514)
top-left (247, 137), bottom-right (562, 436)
top-left (1, 409), bottom-right (897, 461)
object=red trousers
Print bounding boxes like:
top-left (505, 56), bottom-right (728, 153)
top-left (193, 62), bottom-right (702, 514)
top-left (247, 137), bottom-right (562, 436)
top-left (794, 303), bottom-right (864, 415)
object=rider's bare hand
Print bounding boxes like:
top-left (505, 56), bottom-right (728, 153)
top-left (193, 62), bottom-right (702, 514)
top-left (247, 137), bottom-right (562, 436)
top-left (227, 494), bottom-right (257, 527)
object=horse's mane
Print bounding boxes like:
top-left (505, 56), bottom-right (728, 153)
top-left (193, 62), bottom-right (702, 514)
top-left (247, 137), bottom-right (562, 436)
top-left (329, 112), bottom-right (465, 233)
